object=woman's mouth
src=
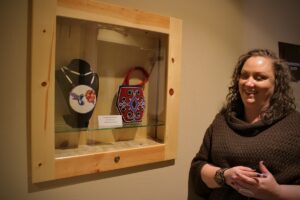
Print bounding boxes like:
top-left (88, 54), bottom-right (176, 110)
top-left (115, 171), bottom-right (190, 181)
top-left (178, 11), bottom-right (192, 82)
top-left (245, 88), bottom-right (256, 95)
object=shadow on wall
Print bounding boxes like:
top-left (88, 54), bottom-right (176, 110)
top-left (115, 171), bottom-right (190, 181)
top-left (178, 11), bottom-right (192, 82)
top-left (28, 159), bottom-right (174, 192)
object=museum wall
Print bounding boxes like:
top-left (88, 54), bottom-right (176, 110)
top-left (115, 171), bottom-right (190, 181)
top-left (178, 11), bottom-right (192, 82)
top-left (0, 0), bottom-right (300, 199)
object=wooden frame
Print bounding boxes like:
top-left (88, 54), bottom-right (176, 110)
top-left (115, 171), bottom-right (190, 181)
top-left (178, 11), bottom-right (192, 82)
top-left (31, 0), bottom-right (182, 183)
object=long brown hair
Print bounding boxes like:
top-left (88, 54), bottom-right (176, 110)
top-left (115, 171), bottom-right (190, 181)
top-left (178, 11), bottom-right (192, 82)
top-left (224, 49), bottom-right (296, 123)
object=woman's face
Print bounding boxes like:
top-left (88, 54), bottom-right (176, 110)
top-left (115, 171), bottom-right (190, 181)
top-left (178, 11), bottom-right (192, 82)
top-left (238, 56), bottom-right (275, 111)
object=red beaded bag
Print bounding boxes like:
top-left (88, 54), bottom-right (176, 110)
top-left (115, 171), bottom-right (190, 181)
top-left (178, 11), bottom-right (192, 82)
top-left (116, 66), bottom-right (149, 123)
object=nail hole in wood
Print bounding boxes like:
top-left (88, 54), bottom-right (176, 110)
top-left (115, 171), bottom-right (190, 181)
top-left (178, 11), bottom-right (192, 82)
top-left (114, 156), bottom-right (120, 163)
top-left (41, 81), bottom-right (47, 87)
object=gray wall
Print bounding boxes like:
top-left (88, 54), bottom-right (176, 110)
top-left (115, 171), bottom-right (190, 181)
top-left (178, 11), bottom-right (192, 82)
top-left (1, 0), bottom-right (300, 199)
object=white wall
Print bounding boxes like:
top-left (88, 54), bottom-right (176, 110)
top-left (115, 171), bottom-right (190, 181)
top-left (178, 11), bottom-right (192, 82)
top-left (0, 0), bottom-right (299, 199)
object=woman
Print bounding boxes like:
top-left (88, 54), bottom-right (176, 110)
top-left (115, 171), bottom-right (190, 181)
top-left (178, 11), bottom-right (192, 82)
top-left (188, 49), bottom-right (300, 200)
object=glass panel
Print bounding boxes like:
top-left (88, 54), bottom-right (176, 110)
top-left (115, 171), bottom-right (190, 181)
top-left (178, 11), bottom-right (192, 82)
top-left (55, 16), bottom-right (167, 150)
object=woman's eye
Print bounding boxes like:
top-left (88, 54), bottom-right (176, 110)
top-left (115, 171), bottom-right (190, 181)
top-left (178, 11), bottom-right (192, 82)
top-left (240, 73), bottom-right (248, 80)
top-left (255, 75), bottom-right (266, 81)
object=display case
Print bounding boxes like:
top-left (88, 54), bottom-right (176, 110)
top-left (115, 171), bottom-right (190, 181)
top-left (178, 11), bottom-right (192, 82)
top-left (31, 0), bottom-right (182, 183)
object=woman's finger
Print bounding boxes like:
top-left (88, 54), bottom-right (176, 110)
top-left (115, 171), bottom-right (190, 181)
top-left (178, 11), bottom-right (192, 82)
top-left (235, 172), bottom-right (258, 186)
top-left (259, 161), bottom-right (270, 175)
top-left (238, 166), bottom-right (256, 172)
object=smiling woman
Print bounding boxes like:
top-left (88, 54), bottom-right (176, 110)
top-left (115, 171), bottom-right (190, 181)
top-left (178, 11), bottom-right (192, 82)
top-left (188, 49), bottom-right (300, 200)
top-left (226, 49), bottom-right (295, 124)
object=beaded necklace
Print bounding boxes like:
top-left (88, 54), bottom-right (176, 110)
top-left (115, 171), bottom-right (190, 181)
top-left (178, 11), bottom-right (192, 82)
top-left (60, 66), bottom-right (97, 114)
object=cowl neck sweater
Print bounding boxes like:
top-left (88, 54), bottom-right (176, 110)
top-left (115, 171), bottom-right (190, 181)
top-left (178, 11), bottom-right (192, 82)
top-left (188, 110), bottom-right (300, 200)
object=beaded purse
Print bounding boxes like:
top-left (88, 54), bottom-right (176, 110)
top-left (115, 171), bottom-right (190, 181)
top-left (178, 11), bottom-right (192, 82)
top-left (116, 67), bottom-right (149, 123)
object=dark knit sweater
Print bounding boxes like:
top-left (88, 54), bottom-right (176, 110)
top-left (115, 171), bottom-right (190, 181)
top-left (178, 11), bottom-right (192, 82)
top-left (188, 111), bottom-right (300, 200)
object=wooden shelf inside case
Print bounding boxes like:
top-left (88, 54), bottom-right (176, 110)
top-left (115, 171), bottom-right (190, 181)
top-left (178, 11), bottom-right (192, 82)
top-left (55, 121), bottom-right (165, 133)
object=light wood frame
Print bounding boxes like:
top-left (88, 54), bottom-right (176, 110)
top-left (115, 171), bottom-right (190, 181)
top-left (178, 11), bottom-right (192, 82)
top-left (31, 0), bottom-right (182, 183)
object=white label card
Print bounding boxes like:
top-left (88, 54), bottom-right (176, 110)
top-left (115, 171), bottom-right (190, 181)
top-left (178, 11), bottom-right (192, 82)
top-left (98, 115), bottom-right (123, 128)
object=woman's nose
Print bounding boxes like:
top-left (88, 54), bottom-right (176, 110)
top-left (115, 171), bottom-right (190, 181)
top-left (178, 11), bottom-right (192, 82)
top-left (245, 78), bottom-right (255, 87)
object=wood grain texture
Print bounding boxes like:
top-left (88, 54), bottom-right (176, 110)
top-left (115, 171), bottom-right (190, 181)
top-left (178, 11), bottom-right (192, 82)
top-left (31, 0), bottom-right (56, 182)
top-left (55, 140), bottom-right (165, 179)
top-left (57, 0), bottom-right (170, 33)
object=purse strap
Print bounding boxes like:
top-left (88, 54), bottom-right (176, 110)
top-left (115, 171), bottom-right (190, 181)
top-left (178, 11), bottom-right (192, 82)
top-left (122, 66), bottom-right (149, 86)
